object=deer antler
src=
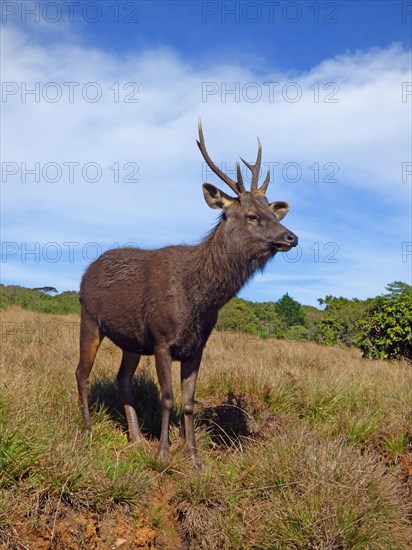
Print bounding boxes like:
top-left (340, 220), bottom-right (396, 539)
top-left (240, 138), bottom-right (271, 196)
top-left (197, 118), bottom-right (245, 195)
top-left (197, 118), bottom-right (271, 196)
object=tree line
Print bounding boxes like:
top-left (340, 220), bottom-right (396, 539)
top-left (217, 282), bottom-right (411, 362)
top-left (1, 281), bottom-right (410, 362)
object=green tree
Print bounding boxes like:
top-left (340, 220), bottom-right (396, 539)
top-left (385, 281), bottom-right (412, 299)
top-left (315, 296), bottom-right (369, 347)
top-left (275, 293), bottom-right (306, 329)
top-left (357, 282), bottom-right (412, 361)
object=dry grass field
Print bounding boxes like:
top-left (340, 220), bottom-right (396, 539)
top-left (1, 307), bottom-right (411, 548)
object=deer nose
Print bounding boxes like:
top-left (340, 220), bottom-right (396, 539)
top-left (286, 232), bottom-right (298, 247)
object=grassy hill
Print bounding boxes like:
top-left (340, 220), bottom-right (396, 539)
top-left (2, 283), bottom-right (411, 363)
top-left (1, 307), bottom-right (411, 548)
top-left (0, 284), bottom-right (80, 314)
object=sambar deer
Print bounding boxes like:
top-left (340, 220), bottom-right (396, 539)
top-left (77, 119), bottom-right (298, 468)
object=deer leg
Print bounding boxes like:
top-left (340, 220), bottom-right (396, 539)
top-left (117, 351), bottom-right (142, 443)
top-left (76, 315), bottom-right (103, 433)
top-left (154, 348), bottom-right (173, 461)
top-left (181, 348), bottom-right (203, 469)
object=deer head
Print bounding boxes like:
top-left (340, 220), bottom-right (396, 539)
top-left (197, 118), bottom-right (298, 253)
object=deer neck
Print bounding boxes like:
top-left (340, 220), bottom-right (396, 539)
top-left (188, 217), bottom-right (271, 309)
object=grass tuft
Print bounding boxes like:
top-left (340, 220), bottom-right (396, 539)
top-left (0, 431), bottom-right (42, 488)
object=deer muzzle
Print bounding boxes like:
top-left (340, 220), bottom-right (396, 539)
top-left (272, 230), bottom-right (298, 251)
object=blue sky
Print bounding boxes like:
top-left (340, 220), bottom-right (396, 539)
top-left (1, 0), bottom-right (411, 306)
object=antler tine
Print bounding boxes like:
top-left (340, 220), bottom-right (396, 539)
top-left (240, 137), bottom-right (262, 191)
top-left (236, 162), bottom-right (245, 193)
top-left (197, 117), bottom-right (242, 196)
top-left (259, 167), bottom-right (271, 195)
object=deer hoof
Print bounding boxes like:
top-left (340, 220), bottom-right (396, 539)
top-left (157, 446), bottom-right (169, 462)
top-left (128, 432), bottom-right (143, 444)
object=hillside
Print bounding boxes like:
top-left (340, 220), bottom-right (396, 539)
top-left (1, 308), bottom-right (411, 548)
top-left (2, 282), bottom-right (411, 362)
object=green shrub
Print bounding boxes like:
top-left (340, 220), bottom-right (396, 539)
top-left (216, 295), bottom-right (307, 339)
top-left (315, 296), bottom-right (369, 347)
top-left (216, 297), bottom-right (264, 336)
top-left (285, 324), bottom-right (309, 341)
top-left (357, 283), bottom-right (412, 361)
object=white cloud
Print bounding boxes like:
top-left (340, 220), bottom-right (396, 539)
top-left (1, 25), bottom-right (411, 304)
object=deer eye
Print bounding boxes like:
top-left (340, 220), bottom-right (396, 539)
top-left (247, 214), bottom-right (259, 222)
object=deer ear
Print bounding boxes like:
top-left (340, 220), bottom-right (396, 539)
top-left (269, 201), bottom-right (290, 221)
top-left (203, 183), bottom-right (236, 210)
